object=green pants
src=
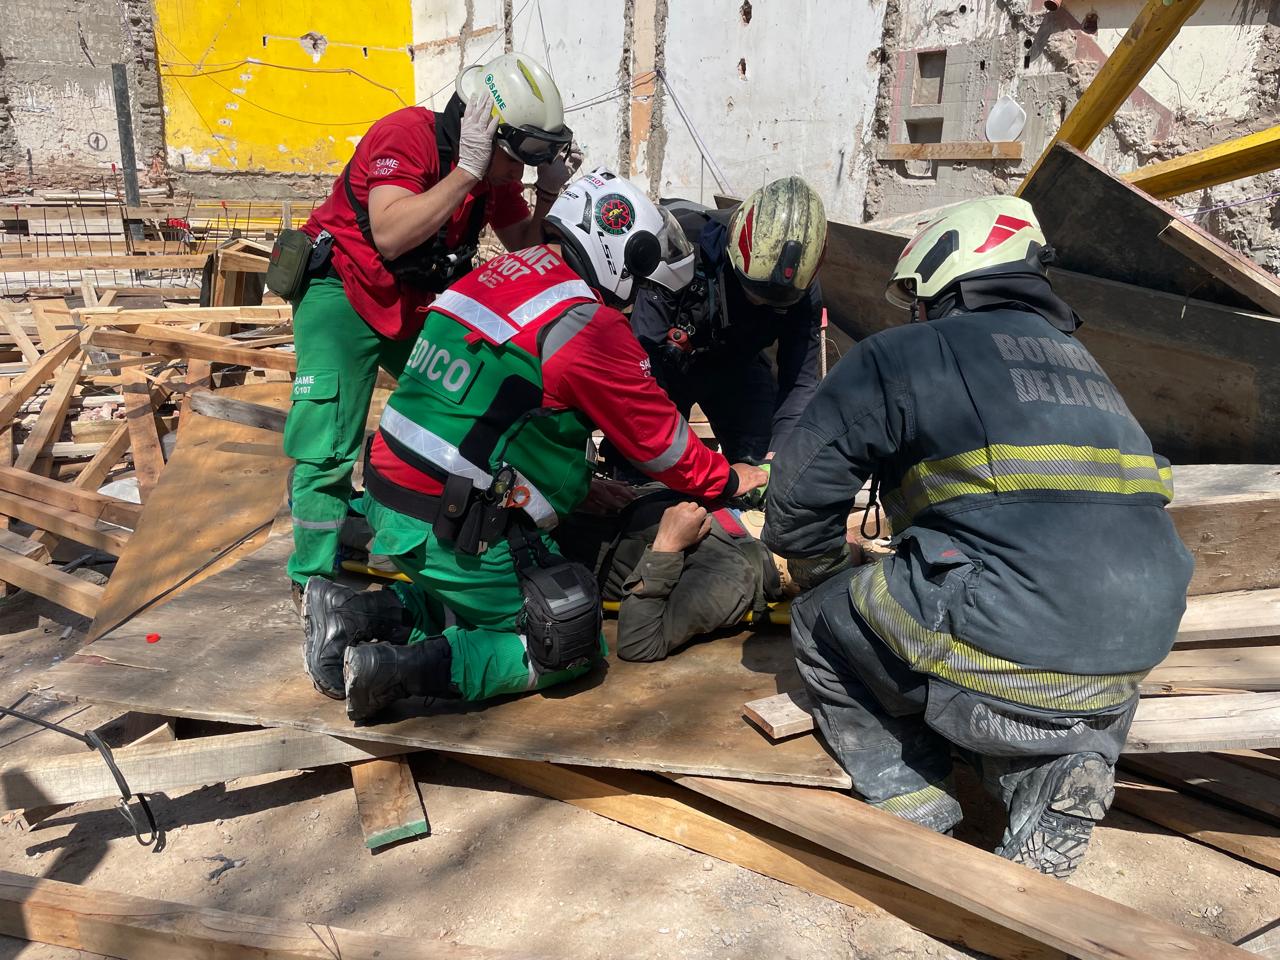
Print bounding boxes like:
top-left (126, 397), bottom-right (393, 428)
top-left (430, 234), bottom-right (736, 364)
top-left (364, 494), bottom-right (606, 702)
top-left (286, 276), bottom-right (415, 585)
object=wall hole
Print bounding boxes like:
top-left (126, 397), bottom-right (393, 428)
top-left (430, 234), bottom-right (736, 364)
top-left (979, 59), bottom-right (986, 70)
top-left (1023, 54), bottom-right (1031, 68)
top-left (1082, 12), bottom-right (1098, 33)
top-left (958, 4), bottom-right (968, 12)
top-left (913, 50), bottom-right (946, 105)
top-left (1024, 38), bottom-right (1033, 49)
top-left (740, 0), bottom-right (752, 24)
top-left (738, 57), bottom-right (748, 79)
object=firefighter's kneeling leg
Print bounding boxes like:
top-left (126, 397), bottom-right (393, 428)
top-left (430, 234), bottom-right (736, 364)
top-left (790, 571), bottom-right (962, 833)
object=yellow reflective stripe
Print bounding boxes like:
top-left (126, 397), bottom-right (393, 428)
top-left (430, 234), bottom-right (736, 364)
top-left (849, 563), bottom-right (1144, 712)
top-left (887, 443), bottom-right (1175, 525)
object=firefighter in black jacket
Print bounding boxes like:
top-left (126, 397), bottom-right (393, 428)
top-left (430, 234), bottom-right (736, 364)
top-left (623, 177), bottom-right (828, 463)
top-left (762, 196), bottom-right (1193, 878)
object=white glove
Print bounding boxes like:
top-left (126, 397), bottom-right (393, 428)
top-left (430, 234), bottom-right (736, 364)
top-left (457, 90), bottom-right (499, 180)
top-left (536, 140), bottom-right (584, 194)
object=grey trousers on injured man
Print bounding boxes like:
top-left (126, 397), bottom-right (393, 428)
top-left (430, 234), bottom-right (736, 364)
top-left (789, 571), bottom-right (1134, 833)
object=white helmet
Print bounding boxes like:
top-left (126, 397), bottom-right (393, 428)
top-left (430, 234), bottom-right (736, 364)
top-left (544, 169), bottom-right (696, 304)
top-left (457, 53), bottom-right (571, 165)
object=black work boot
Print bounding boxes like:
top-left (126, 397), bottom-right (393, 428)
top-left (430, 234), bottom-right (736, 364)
top-left (343, 637), bottom-right (454, 722)
top-left (996, 752), bottom-right (1115, 878)
top-left (302, 578), bottom-right (413, 700)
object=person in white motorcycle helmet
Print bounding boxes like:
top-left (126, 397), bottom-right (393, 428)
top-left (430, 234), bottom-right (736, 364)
top-left (284, 51), bottom-right (582, 614)
top-left (541, 168), bottom-right (697, 306)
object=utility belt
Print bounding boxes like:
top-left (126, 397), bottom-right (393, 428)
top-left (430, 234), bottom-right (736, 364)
top-left (363, 443), bottom-right (601, 674)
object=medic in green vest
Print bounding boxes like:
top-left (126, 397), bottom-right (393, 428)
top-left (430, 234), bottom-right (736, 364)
top-left (301, 169), bottom-right (770, 720)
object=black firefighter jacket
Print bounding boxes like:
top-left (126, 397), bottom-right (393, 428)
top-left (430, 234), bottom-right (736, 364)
top-left (763, 301), bottom-right (1194, 714)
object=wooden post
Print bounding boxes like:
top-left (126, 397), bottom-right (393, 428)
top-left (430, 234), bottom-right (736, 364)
top-left (1126, 124), bottom-right (1280, 198)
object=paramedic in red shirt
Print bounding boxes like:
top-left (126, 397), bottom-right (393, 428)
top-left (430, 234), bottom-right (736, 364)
top-left (285, 52), bottom-right (582, 607)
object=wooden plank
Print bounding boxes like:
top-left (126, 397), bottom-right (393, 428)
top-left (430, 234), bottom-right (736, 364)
top-left (1142, 645), bottom-right (1280, 693)
top-left (119, 365), bottom-right (166, 500)
top-left (79, 305), bottom-right (290, 325)
top-left (28, 301), bottom-right (72, 351)
top-left (0, 491), bottom-right (129, 556)
top-left (14, 351), bottom-right (85, 476)
top-left (1125, 124), bottom-right (1280, 199)
top-left (877, 141), bottom-right (1022, 161)
top-left (187, 388), bottom-right (287, 432)
top-left (0, 335), bottom-right (80, 426)
top-left (0, 728), bottom-right (419, 810)
top-left (213, 248), bottom-right (270, 273)
top-left (1018, 0), bottom-right (1205, 190)
top-left (743, 689), bottom-right (813, 739)
top-left (0, 870), bottom-right (532, 960)
top-left (70, 420), bottom-right (131, 491)
top-left (459, 754), bottom-right (1064, 960)
top-left (0, 529), bottom-right (51, 564)
top-left (89, 328), bottom-right (298, 372)
top-left (744, 690), bottom-right (1280, 753)
top-left (43, 536), bottom-right (849, 788)
top-left (1171, 492), bottom-right (1280, 596)
top-left (1126, 692), bottom-right (1280, 752)
top-left (1121, 752), bottom-right (1280, 823)
top-left (1020, 145), bottom-right (1262, 311)
top-left (0, 254), bottom-right (207, 273)
top-left (0, 464), bottom-right (143, 527)
top-left (0, 309), bottom-right (40, 365)
top-left (1160, 218), bottom-right (1280, 317)
top-left (1112, 776), bottom-right (1280, 872)
top-left (1178, 588), bottom-right (1280, 644)
top-left (0, 552), bottom-right (101, 618)
top-left (675, 775), bottom-right (1247, 960)
top-left (350, 756), bottom-right (430, 850)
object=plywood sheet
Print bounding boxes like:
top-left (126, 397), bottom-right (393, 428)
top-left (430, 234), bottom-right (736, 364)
top-left (86, 382), bottom-right (292, 641)
top-left (40, 537), bottom-right (849, 788)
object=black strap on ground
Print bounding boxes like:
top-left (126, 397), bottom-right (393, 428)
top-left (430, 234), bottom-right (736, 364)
top-left (0, 702), bottom-right (161, 849)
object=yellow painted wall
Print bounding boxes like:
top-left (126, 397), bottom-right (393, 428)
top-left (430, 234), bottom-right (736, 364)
top-left (154, 0), bottom-right (414, 175)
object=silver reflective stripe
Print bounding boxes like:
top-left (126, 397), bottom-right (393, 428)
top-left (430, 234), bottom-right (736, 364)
top-left (540, 303), bottom-right (599, 361)
top-left (292, 516), bottom-right (345, 530)
top-left (431, 290), bottom-right (519, 344)
top-left (380, 407), bottom-right (558, 527)
top-left (631, 417), bottom-right (690, 474)
top-left (380, 407), bottom-right (492, 489)
top-left (516, 633), bottom-right (540, 689)
top-left (509, 280), bottom-right (595, 327)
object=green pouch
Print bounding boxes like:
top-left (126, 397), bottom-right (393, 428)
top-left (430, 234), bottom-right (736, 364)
top-left (266, 229), bottom-right (314, 300)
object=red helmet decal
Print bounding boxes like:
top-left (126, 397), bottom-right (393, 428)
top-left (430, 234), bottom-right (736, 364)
top-left (737, 205), bottom-right (755, 272)
top-left (974, 214), bottom-right (1032, 253)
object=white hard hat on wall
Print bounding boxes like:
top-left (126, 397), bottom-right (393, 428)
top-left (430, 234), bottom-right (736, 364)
top-left (457, 52), bottom-right (571, 165)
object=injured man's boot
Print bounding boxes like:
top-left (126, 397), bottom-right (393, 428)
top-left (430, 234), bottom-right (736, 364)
top-left (343, 637), bottom-right (454, 721)
top-left (995, 752), bottom-right (1115, 878)
top-left (302, 578), bottom-right (414, 699)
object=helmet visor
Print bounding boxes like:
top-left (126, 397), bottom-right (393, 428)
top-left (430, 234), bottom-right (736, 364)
top-left (496, 123), bottom-right (572, 166)
top-left (737, 272), bottom-right (806, 309)
top-left (657, 205), bottom-right (694, 263)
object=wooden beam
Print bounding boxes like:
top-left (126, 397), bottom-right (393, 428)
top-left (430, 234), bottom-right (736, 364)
top-left (0, 870), bottom-right (534, 960)
top-left (79, 305), bottom-right (290, 325)
top-left (0, 464), bottom-right (142, 528)
top-left (0, 551), bottom-right (102, 617)
top-left (1171, 491), bottom-right (1280, 596)
top-left (877, 141), bottom-right (1022, 162)
top-left (674, 775), bottom-right (1250, 960)
top-left (0, 310), bottom-right (41, 365)
top-left (0, 728), bottom-right (421, 811)
top-left (1178, 588), bottom-right (1280, 644)
top-left (213, 248), bottom-right (270, 273)
top-left (350, 756), bottom-right (430, 851)
top-left (1124, 124), bottom-right (1280, 199)
top-left (0, 529), bottom-right (51, 565)
top-left (458, 755), bottom-right (1062, 960)
top-left (0, 335), bottom-right (81, 426)
top-left (89, 328), bottom-right (298, 373)
top-left (187, 388), bottom-right (287, 432)
top-left (120, 365), bottom-right (167, 500)
top-left (743, 689), bottom-right (1280, 753)
top-left (1121, 752), bottom-right (1280, 823)
top-left (0, 491), bottom-right (129, 556)
top-left (1158, 218), bottom-right (1280, 317)
top-left (1112, 776), bottom-right (1280, 872)
top-left (1017, 0), bottom-right (1205, 192)
top-left (14, 351), bottom-right (86, 476)
top-left (0, 254), bottom-right (207, 273)
top-left (68, 420), bottom-right (131, 491)
top-left (1141, 644), bottom-right (1280, 693)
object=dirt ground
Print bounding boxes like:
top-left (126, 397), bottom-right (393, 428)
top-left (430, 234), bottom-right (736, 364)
top-left (0, 596), bottom-right (1275, 960)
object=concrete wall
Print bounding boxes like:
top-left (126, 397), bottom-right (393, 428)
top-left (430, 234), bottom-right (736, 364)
top-left (0, 0), bottom-right (164, 192)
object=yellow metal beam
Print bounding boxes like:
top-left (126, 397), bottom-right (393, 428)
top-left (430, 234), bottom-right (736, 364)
top-left (1123, 124), bottom-right (1280, 199)
top-left (1018, 0), bottom-right (1205, 195)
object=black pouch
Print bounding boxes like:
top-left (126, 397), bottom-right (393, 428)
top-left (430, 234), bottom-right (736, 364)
top-left (518, 562), bottom-right (602, 673)
top-left (432, 473), bottom-right (475, 546)
top-left (265, 229), bottom-right (315, 300)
